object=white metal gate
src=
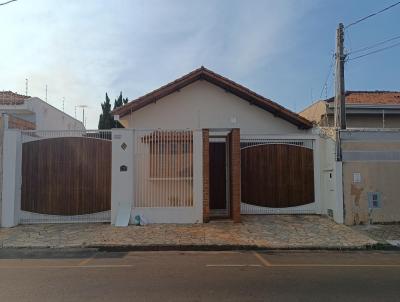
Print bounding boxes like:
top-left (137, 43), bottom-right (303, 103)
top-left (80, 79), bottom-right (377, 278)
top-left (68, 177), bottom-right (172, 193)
top-left (133, 130), bottom-right (194, 208)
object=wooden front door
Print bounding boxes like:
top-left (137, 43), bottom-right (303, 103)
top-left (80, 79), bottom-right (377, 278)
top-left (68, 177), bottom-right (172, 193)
top-left (209, 142), bottom-right (227, 211)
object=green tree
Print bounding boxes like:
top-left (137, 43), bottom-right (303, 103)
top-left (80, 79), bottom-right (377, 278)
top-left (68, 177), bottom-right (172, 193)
top-left (113, 91), bottom-right (129, 128)
top-left (98, 93), bottom-right (114, 129)
top-left (98, 91), bottom-right (129, 129)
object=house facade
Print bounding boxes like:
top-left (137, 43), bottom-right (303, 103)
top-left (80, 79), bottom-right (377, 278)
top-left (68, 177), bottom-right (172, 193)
top-left (1, 68), bottom-right (342, 227)
top-left (110, 67), bottom-right (341, 225)
top-left (300, 91), bottom-right (400, 128)
top-left (0, 91), bottom-right (85, 130)
top-left (300, 91), bottom-right (400, 225)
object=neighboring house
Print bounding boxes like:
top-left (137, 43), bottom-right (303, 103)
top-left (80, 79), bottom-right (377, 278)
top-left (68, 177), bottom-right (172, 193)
top-left (300, 91), bottom-right (400, 128)
top-left (0, 91), bottom-right (85, 130)
top-left (300, 92), bottom-right (400, 225)
top-left (340, 129), bottom-right (400, 225)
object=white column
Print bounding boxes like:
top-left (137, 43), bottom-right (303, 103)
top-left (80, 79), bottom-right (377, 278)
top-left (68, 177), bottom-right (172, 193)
top-left (313, 136), bottom-right (322, 214)
top-left (192, 129), bottom-right (203, 223)
top-left (1, 129), bottom-right (22, 227)
top-left (111, 129), bottom-right (134, 225)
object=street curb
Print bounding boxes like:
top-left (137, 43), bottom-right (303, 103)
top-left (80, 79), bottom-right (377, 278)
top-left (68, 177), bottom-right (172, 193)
top-left (1, 243), bottom-right (397, 252)
top-left (86, 243), bottom-right (394, 252)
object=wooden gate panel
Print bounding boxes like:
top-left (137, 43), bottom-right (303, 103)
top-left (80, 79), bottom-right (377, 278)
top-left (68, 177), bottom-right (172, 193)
top-left (21, 137), bottom-right (111, 215)
top-left (241, 144), bottom-right (314, 208)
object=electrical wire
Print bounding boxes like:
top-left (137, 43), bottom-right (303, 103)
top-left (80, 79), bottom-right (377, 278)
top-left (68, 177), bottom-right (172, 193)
top-left (319, 54), bottom-right (335, 99)
top-left (0, 0), bottom-right (17, 5)
top-left (345, 1), bottom-right (400, 29)
top-left (347, 40), bottom-right (400, 61)
top-left (348, 34), bottom-right (400, 55)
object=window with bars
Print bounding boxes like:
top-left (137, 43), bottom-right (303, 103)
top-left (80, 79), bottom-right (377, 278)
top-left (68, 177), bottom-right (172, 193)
top-left (146, 133), bottom-right (193, 179)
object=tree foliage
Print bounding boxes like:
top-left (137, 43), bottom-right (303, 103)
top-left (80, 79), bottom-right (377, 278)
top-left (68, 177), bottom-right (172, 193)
top-left (98, 92), bottom-right (129, 129)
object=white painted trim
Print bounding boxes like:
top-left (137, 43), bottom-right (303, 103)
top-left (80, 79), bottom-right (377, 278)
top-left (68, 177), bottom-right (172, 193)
top-left (241, 202), bottom-right (316, 214)
top-left (19, 210), bottom-right (111, 224)
top-left (130, 207), bottom-right (201, 224)
top-left (240, 133), bottom-right (318, 140)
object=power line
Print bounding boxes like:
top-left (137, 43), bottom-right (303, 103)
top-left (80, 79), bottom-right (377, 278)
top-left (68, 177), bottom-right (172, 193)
top-left (319, 54), bottom-right (335, 99)
top-left (345, 1), bottom-right (400, 28)
top-left (348, 34), bottom-right (400, 55)
top-left (0, 0), bottom-right (17, 6)
top-left (347, 40), bottom-right (400, 61)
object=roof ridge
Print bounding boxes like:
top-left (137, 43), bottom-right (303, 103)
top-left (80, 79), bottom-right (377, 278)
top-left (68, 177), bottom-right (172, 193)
top-left (113, 67), bottom-right (312, 129)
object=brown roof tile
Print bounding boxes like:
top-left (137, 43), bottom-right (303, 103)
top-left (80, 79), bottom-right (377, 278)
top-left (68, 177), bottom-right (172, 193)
top-left (112, 67), bottom-right (312, 129)
top-left (326, 91), bottom-right (400, 105)
top-left (0, 91), bottom-right (30, 105)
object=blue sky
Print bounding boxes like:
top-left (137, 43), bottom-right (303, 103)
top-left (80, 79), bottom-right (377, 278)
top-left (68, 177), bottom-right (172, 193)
top-left (1, 0), bottom-right (399, 128)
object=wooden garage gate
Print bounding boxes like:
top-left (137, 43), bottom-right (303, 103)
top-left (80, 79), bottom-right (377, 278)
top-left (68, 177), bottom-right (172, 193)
top-left (241, 138), bottom-right (315, 214)
top-left (21, 133), bottom-right (111, 221)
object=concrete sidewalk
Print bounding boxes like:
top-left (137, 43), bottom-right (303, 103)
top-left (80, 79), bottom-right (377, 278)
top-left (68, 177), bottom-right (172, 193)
top-left (353, 224), bottom-right (400, 247)
top-left (0, 215), bottom-right (376, 250)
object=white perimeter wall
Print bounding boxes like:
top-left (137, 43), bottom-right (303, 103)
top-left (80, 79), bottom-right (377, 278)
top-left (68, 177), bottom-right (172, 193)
top-left (111, 129), bottom-right (203, 224)
top-left (121, 81), bottom-right (308, 134)
top-left (317, 135), bottom-right (343, 223)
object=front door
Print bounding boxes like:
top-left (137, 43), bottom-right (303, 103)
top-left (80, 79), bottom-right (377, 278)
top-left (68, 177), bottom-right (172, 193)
top-left (209, 142), bottom-right (228, 216)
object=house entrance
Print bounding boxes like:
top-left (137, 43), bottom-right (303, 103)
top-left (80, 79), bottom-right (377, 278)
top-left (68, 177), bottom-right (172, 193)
top-left (209, 137), bottom-right (230, 218)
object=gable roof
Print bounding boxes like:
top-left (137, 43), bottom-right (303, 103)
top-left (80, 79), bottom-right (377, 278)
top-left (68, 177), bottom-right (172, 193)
top-left (0, 91), bottom-right (31, 105)
top-left (112, 67), bottom-right (312, 129)
top-left (325, 91), bottom-right (400, 105)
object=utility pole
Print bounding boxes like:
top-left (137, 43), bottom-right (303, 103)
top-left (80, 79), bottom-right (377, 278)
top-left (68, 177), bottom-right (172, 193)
top-left (334, 23), bottom-right (346, 129)
top-left (25, 78), bottom-right (28, 96)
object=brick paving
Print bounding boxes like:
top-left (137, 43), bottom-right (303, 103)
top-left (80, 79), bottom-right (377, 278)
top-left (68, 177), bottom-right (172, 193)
top-left (0, 215), bottom-right (376, 249)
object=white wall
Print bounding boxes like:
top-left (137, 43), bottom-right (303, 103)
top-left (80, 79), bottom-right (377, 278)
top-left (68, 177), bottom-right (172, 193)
top-left (317, 135), bottom-right (343, 223)
top-left (111, 129), bottom-right (203, 224)
top-left (1, 129), bottom-right (22, 227)
top-left (122, 81), bottom-right (308, 134)
top-left (26, 98), bottom-right (85, 130)
top-left (111, 129), bottom-right (134, 225)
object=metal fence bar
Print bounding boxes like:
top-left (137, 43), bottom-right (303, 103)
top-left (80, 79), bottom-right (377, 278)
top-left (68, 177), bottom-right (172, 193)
top-left (133, 129), bottom-right (194, 208)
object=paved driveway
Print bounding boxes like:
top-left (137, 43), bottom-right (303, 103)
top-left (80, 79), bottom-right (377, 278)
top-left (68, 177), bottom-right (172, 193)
top-left (0, 215), bottom-right (376, 249)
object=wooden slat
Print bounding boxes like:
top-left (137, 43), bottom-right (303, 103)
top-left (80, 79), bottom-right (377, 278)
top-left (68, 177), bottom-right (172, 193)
top-left (241, 144), bottom-right (314, 208)
top-left (21, 137), bottom-right (111, 215)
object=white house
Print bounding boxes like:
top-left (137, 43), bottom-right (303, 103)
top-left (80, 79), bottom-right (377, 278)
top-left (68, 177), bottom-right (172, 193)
top-left (111, 67), bottom-right (342, 224)
top-left (1, 67), bottom-right (342, 227)
top-left (0, 91), bottom-right (85, 130)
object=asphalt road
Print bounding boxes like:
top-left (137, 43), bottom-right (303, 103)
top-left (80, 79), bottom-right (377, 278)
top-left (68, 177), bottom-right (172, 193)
top-left (0, 249), bottom-right (400, 302)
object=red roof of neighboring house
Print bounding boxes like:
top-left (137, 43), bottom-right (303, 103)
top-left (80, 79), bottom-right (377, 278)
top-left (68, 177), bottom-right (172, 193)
top-left (0, 91), bottom-right (30, 105)
top-left (326, 91), bottom-right (400, 105)
top-left (112, 66), bottom-right (312, 129)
